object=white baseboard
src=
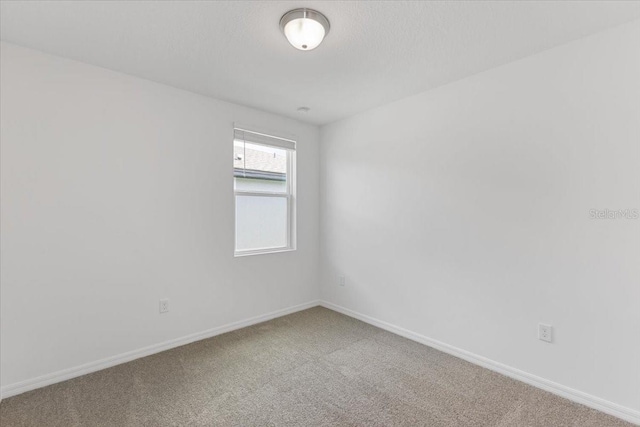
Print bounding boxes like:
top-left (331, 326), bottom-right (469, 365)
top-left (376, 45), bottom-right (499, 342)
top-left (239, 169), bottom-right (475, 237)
top-left (320, 300), bottom-right (640, 426)
top-left (1, 300), bottom-right (321, 400)
top-left (3, 299), bottom-right (638, 425)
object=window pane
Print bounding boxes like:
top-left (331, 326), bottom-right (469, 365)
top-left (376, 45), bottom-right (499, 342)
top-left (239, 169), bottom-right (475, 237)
top-left (234, 141), bottom-right (287, 193)
top-left (235, 195), bottom-right (288, 251)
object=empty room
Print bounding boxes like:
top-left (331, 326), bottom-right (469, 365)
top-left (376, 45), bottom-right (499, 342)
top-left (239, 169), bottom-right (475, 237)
top-left (1, 1), bottom-right (639, 426)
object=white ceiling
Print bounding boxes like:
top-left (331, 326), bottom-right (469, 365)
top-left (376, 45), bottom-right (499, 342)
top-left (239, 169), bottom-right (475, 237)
top-left (2, 1), bottom-right (639, 125)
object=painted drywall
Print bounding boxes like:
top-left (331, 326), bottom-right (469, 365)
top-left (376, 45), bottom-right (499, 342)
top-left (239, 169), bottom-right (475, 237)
top-left (320, 19), bottom-right (640, 413)
top-left (0, 42), bottom-right (320, 390)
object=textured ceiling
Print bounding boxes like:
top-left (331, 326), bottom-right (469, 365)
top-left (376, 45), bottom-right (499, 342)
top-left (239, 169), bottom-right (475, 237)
top-left (2, 1), bottom-right (639, 125)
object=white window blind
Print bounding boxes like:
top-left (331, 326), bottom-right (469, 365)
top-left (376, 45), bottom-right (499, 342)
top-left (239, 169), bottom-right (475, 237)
top-left (233, 128), bottom-right (296, 151)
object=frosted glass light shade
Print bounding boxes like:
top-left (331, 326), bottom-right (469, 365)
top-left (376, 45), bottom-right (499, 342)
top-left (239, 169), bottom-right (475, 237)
top-left (283, 18), bottom-right (325, 50)
top-left (280, 9), bottom-right (330, 51)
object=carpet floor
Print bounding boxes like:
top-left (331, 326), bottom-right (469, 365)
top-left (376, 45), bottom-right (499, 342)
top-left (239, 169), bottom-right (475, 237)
top-left (0, 307), bottom-right (632, 426)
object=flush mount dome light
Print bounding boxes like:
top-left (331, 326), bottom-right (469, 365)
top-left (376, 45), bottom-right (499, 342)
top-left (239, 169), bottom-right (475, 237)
top-left (280, 8), bottom-right (330, 51)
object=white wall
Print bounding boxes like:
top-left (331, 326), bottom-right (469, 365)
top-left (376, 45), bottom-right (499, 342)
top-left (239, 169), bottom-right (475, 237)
top-left (0, 42), bottom-right (320, 390)
top-left (320, 20), bottom-right (640, 413)
top-left (2, 18), bottom-right (639, 417)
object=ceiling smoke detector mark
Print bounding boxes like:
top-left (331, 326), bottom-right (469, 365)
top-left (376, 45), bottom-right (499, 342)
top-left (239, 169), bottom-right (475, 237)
top-left (297, 106), bottom-right (310, 113)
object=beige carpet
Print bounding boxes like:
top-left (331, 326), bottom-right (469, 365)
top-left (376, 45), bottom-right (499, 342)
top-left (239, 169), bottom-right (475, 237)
top-left (0, 307), bottom-right (632, 426)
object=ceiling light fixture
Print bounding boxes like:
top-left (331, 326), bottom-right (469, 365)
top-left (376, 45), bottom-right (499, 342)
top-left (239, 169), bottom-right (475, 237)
top-left (280, 8), bottom-right (330, 51)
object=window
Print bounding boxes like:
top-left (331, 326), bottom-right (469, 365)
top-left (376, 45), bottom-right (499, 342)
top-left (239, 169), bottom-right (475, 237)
top-left (234, 128), bottom-right (296, 256)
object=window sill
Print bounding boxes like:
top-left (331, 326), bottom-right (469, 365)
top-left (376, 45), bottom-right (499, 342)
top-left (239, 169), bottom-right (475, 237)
top-left (234, 247), bottom-right (296, 257)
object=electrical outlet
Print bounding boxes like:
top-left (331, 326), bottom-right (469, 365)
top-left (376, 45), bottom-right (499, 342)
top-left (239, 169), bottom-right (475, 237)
top-left (538, 323), bottom-right (552, 343)
top-left (159, 298), bottom-right (169, 314)
top-left (338, 275), bottom-right (346, 287)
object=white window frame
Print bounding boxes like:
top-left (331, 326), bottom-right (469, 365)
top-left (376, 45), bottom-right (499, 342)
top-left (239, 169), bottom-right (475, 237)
top-left (234, 127), bottom-right (296, 257)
